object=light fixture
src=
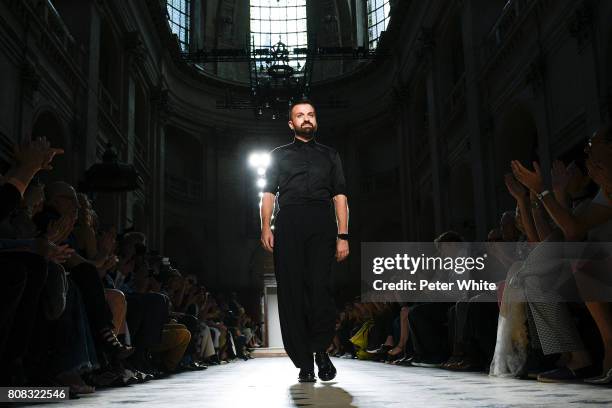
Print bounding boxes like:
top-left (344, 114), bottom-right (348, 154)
top-left (256, 178), bottom-right (266, 188)
top-left (248, 152), bottom-right (261, 167)
top-left (257, 167), bottom-right (265, 176)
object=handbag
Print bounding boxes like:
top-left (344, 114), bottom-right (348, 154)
top-left (349, 319), bottom-right (376, 359)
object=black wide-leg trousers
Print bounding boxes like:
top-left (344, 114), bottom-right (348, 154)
top-left (273, 203), bottom-right (337, 370)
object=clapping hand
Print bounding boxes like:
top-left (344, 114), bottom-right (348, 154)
top-left (34, 238), bottom-right (75, 263)
top-left (504, 173), bottom-right (527, 200)
top-left (510, 160), bottom-right (544, 193)
top-left (46, 214), bottom-right (74, 244)
top-left (551, 160), bottom-right (570, 193)
top-left (48, 243), bottom-right (75, 264)
top-left (14, 136), bottom-right (64, 171)
top-left (98, 226), bottom-right (117, 256)
top-left (101, 254), bottom-right (119, 271)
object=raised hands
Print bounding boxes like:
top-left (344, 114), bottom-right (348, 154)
top-left (551, 160), bottom-right (571, 193)
top-left (504, 173), bottom-right (527, 200)
top-left (510, 160), bottom-right (544, 193)
top-left (14, 136), bottom-right (64, 171)
top-left (98, 226), bottom-right (117, 256)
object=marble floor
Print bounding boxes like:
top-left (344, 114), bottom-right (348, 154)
top-left (29, 357), bottom-right (612, 408)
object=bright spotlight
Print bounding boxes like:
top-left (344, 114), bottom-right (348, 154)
top-left (256, 178), bottom-right (266, 188)
top-left (258, 192), bottom-right (264, 198)
top-left (257, 167), bottom-right (265, 176)
top-left (248, 153), bottom-right (261, 168)
top-left (249, 152), bottom-right (271, 169)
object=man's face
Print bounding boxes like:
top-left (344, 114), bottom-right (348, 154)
top-left (288, 103), bottom-right (317, 137)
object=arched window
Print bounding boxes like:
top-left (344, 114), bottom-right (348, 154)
top-left (367, 0), bottom-right (390, 49)
top-left (250, 0), bottom-right (308, 70)
top-left (166, 0), bottom-right (190, 51)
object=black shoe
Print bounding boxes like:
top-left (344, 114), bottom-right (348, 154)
top-left (537, 366), bottom-right (599, 383)
top-left (315, 351), bottom-right (337, 381)
top-left (204, 355), bottom-right (221, 365)
top-left (298, 368), bottom-right (316, 383)
top-left (100, 327), bottom-right (135, 360)
top-left (179, 361), bottom-right (208, 371)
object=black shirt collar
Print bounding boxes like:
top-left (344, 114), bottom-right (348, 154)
top-left (293, 137), bottom-right (316, 147)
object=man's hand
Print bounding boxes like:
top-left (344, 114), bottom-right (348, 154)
top-left (511, 160), bottom-right (544, 193)
top-left (336, 239), bottom-right (349, 262)
top-left (261, 226), bottom-right (274, 253)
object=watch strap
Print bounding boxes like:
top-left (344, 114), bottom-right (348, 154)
top-left (537, 190), bottom-right (551, 201)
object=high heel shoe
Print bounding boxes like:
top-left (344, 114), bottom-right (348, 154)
top-left (584, 368), bottom-right (612, 385)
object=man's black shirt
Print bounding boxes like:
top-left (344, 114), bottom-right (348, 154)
top-left (263, 137), bottom-right (347, 207)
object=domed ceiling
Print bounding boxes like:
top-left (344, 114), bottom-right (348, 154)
top-left (158, 0), bottom-right (393, 119)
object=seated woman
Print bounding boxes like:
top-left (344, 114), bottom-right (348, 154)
top-left (572, 127), bottom-right (612, 384)
top-left (510, 127), bottom-right (612, 382)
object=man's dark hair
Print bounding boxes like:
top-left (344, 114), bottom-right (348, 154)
top-left (288, 99), bottom-right (316, 120)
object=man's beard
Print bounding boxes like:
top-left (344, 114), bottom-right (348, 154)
top-left (294, 124), bottom-right (316, 138)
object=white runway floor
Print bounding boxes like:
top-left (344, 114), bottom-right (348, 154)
top-left (28, 357), bottom-right (612, 407)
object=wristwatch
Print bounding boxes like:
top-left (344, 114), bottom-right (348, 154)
top-left (536, 190), bottom-right (551, 201)
top-left (337, 233), bottom-right (349, 240)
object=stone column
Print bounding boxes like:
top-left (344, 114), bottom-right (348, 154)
top-left (417, 28), bottom-right (447, 236)
top-left (392, 84), bottom-right (414, 240)
top-left (124, 31), bottom-right (146, 229)
top-left (84, 2), bottom-right (101, 170)
top-left (462, 0), bottom-right (492, 239)
top-left (151, 85), bottom-right (171, 251)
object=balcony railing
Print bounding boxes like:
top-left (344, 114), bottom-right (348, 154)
top-left (483, 0), bottom-right (535, 62)
top-left (29, 0), bottom-right (84, 66)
